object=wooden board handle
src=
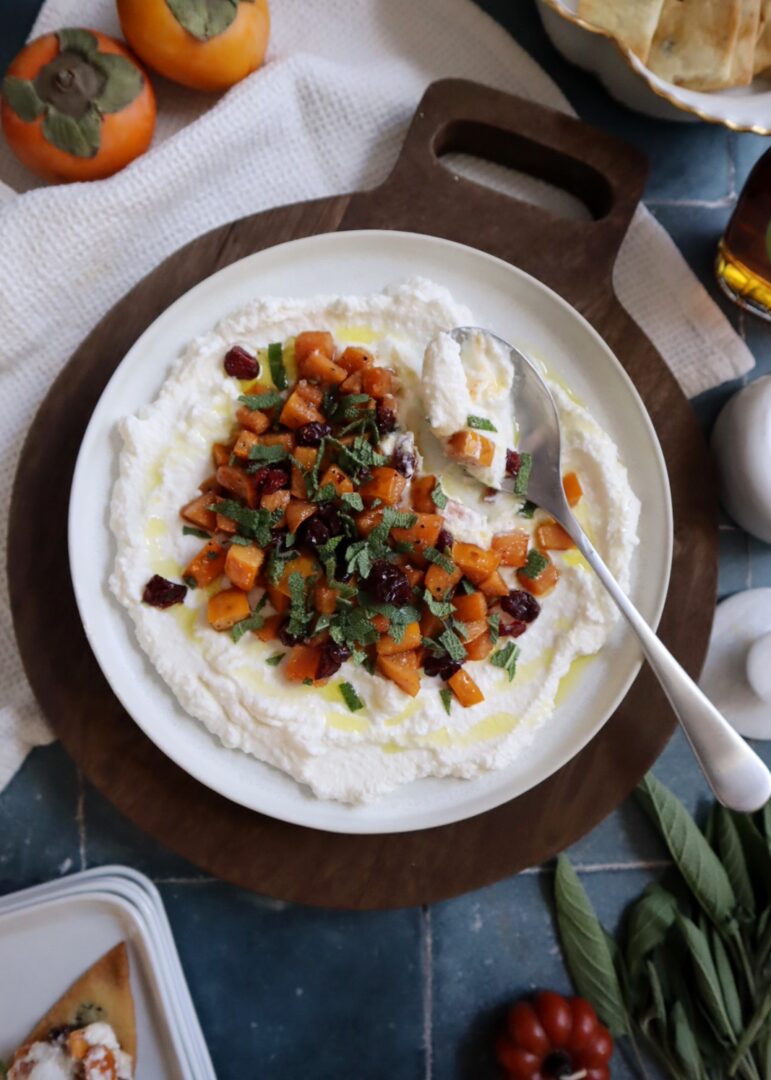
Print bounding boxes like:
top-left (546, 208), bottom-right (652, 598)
top-left (352, 79), bottom-right (648, 298)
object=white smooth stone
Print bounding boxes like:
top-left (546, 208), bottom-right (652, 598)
top-left (700, 589), bottom-right (771, 740)
top-left (712, 375), bottom-right (771, 544)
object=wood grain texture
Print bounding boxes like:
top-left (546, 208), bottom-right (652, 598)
top-left (8, 80), bottom-right (717, 909)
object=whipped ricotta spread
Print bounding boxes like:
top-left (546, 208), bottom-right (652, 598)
top-left (110, 278), bottom-right (640, 802)
top-left (9, 1023), bottom-right (132, 1079)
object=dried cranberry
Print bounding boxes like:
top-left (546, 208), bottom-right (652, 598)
top-left (499, 618), bottom-right (527, 638)
top-left (254, 465), bottom-right (289, 495)
top-left (142, 575), bottom-right (187, 608)
top-left (301, 517), bottom-right (331, 548)
top-left (424, 654), bottom-right (461, 680)
top-left (224, 345), bottom-right (259, 380)
top-left (296, 422), bottom-right (332, 447)
top-left (278, 619), bottom-right (306, 646)
top-left (501, 589), bottom-right (541, 623)
top-left (368, 560), bottom-right (412, 605)
top-left (437, 527), bottom-right (454, 552)
top-left (392, 445), bottom-right (416, 477)
top-left (505, 449), bottom-right (521, 479)
top-left (376, 400), bottom-right (398, 435)
top-left (316, 641), bottom-right (351, 680)
top-left (317, 504), bottom-right (344, 536)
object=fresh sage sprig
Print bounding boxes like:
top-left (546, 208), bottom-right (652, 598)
top-left (554, 774), bottom-right (771, 1080)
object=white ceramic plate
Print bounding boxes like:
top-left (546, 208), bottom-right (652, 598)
top-left (68, 229), bottom-right (672, 835)
top-left (537, 0), bottom-right (771, 132)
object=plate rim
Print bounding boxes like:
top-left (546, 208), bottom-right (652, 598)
top-left (67, 227), bottom-right (673, 835)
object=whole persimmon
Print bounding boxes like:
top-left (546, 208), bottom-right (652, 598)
top-left (1, 28), bottom-right (155, 183)
top-left (117, 0), bottom-right (270, 92)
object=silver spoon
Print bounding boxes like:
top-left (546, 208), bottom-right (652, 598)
top-left (449, 326), bottom-right (771, 813)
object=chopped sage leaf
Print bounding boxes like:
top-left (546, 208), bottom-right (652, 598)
top-left (431, 478), bottom-right (448, 509)
top-left (440, 688), bottom-right (453, 716)
top-left (519, 500), bottom-right (537, 519)
top-left (340, 682), bottom-right (365, 712)
top-left (513, 452), bottom-right (533, 496)
top-left (519, 549), bottom-right (549, 580)
top-left (424, 588), bottom-right (454, 618)
top-left (467, 414), bottom-right (497, 432)
top-left (183, 526), bottom-right (210, 539)
top-left (491, 641), bottom-right (520, 681)
top-left (268, 341), bottom-right (287, 389)
top-left (239, 390), bottom-right (282, 410)
top-left (425, 547), bottom-right (455, 574)
top-left (265, 653), bottom-right (284, 666)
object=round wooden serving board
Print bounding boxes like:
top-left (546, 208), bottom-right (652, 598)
top-left (9, 81), bottom-right (717, 909)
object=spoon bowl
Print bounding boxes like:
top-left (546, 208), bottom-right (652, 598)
top-left (448, 326), bottom-right (771, 813)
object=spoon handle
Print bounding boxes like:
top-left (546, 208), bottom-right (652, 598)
top-left (565, 522), bottom-right (771, 812)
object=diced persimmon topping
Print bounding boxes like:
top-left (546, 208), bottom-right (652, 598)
top-left (184, 540), bottom-right (226, 587)
top-left (451, 541), bottom-right (500, 585)
top-left (236, 406), bottom-right (270, 435)
top-left (225, 543), bottom-right (264, 591)
top-left (280, 389), bottom-right (325, 430)
top-left (536, 521), bottom-right (574, 551)
top-left (286, 499), bottom-right (317, 533)
top-left (216, 465), bottom-right (258, 507)
top-left (377, 651), bottom-right (421, 696)
top-left (181, 493), bottom-right (217, 533)
top-left (208, 588), bottom-right (251, 631)
top-left (359, 466), bottom-right (406, 507)
top-left (563, 471), bottom-right (583, 506)
top-left (159, 329), bottom-right (559, 701)
top-left (254, 613), bottom-right (283, 641)
top-left (448, 668), bottom-right (485, 707)
top-left (491, 530), bottom-right (529, 568)
top-left (361, 366), bottom-right (396, 399)
top-left (447, 430), bottom-right (495, 468)
top-left (410, 474), bottom-right (437, 514)
top-left (517, 553), bottom-right (560, 596)
top-left (375, 621), bottom-right (422, 655)
top-left (294, 330), bottom-right (334, 362)
top-left (452, 591), bottom-right (487, 622)
top-left (212, 442), bottom-right (232, 468)
top-left (285, 644), bottom-right (323, 683)
top-left (320, 464), bottom-right (354, 496)
top-left (337, 346), bottom-right (373, 373)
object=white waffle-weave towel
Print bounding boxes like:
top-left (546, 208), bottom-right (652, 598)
top-left (0, 0), bottom-right (755, 790)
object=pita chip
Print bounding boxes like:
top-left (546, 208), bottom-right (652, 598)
top-left (647, 0), bottom-right (743, 90)
top-left (577, 0), bottom-right (665, 62)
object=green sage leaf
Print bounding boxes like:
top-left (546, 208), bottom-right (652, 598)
top-left (715, 806), bottom-right (756, 917)
top-left (671, 999), bottom-right (707, 1079)
top-left (676, 915), bottom-right (736, 1044)
top-left (1, 76), bottom-right (45, 122)
top-left (637, 774), bottom-right (736, 928)
top-left (732, 810), bottom-right (771, 901)
top-left (625, 884), bottom-right (679, 976)
top-left (57, 28), bottom-right (98, 56)
top-left (165, 0), bottom-right (240, 40)
top-left (92, 53), bottom-right (143, 113)
top-left (728, 984), bottom-right (771, 1076)
top-left (760, 800), bottom-right (771, 844)
top-left (646, 958), bottom-right (668, 1024)
top-left (554, 855), bottom-right (629, 1036)
top-left (709, 926), bottom-right (742, 1038)
top-left (41, 104), bottom-right (100, 158)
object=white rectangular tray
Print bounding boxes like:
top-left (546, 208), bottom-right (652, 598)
top-left (0, 866), bottom-right (215, 1079)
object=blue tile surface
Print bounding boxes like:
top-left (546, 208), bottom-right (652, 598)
top-left (3, 2), bottom-right (771, 1078)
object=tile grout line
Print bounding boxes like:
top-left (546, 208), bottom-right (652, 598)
top-left (521, 859), bottom-right (671, 874)
top-left (421, 904), bottom-right (433, 1080)
top-left (75, 769), bottom-right (87, 871)
top-left (646, 196), bottom-right (737, 210)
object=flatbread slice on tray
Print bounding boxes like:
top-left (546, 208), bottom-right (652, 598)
top-left (647, 0), bottom-right (743, 90)
top-left (577, 0), bottom-right (665, 61)
top-left (21, 942), bottom-right (137, 1061)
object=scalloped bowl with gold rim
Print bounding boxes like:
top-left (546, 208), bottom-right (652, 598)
top-left (537, 0), bottom-right (771, 134)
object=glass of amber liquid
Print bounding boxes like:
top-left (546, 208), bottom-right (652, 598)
top-left (716, 148), bottom-right (771, 322)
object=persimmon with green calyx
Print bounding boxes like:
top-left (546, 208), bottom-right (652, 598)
top-left (1, 29), bottom-right (155, 183)
top-left (117, 0), bottom-right (270, 92)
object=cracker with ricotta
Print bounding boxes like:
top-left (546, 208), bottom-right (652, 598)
top-left (647, 0), bottom-right (742, 90)
top-left (577, 0), bottom-right (665, 61)
top-left (21, 942), bottom-right (137, 1061)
